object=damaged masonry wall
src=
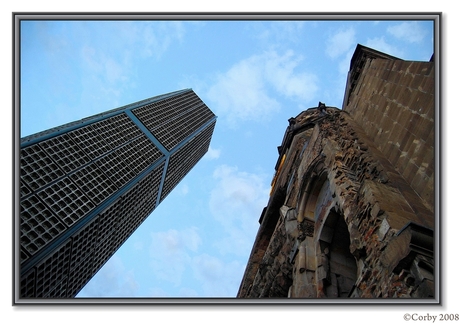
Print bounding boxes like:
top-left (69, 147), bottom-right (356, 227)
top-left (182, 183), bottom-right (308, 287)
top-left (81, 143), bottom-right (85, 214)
top-left (237, 45), bottom-right (435, 299)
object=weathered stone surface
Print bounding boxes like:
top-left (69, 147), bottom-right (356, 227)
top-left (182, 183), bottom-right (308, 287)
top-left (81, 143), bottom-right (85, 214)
top-left (237, 44), bottom-right (435, 299)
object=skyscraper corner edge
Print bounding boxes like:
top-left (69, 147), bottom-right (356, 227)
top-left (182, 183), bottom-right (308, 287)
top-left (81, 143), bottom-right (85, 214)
top-left (17, 88), bottom-right (217, 299)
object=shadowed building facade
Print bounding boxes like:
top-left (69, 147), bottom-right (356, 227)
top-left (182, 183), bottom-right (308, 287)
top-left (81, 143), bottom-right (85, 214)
top-left (237, 45), bottom-right (436, 299)
top-left (18, 89), bottom-right (216, 298)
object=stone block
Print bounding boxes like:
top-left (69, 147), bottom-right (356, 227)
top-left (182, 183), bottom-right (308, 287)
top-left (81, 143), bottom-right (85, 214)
top-left (399, 126), bottom-right (413, 149)
top-left (396, 106), bottom-right (412, 126)
top-left (317, 265), bottom-right (327, 281)
top-left (420, 74), bottom-right (435, 92)
top-left (408, 72), bottom-right (424, 90)
top-left (414, 117), bottom-right (434, 140)
top-left (397, 87), bottom-right (414, 107)
top-left (411, 279), bottom-right (434, 298)
top-left (297, 245), bottom-right (306, 273)
top-left (385, 142), bottom-right (400, 165)
top-left (384, 210), bottom-right (415, 231)
top-left (377, 218), bottom-right (390, 240)
top-left (305, 244), bottom-right (316, 271)
top-left (420, 178), bottom-right (435, 208)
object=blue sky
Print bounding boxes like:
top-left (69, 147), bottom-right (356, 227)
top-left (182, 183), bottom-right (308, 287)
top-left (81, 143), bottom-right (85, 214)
top-left (20, 17), bottom-right (435, 298)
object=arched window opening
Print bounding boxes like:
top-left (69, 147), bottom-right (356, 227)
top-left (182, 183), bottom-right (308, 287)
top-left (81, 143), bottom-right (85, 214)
top-left (318, 210), bottom-right (358, 298)
top-left (298, 171), bottom-right (328, 222)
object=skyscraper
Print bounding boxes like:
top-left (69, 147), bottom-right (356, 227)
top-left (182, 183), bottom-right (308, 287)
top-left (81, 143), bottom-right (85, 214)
top-left (17, 89), bottom-right (217, 298)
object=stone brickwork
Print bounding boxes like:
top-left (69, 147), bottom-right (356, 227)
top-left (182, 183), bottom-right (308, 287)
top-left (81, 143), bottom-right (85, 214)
top-left (237, 45), bottom-right (435, 299)
top-left (344, 53), bottom-right (435, 212)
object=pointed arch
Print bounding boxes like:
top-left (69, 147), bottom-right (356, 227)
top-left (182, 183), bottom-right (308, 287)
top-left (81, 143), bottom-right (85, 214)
top-left (316, 210), bottom-right (358, 298)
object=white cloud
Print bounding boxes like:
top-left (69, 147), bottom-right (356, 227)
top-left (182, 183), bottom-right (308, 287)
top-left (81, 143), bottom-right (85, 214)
top-left (148, 286), bottom-right (169, 297)
top-left (148, 227), bottom-right (202, 286)
top-left (153, 227), bottom-right (202, 254)
top-left (108, 21), bottom-right (185, 60)
top-left (205, 146), bottom-right (221, 160)
top-left (321, 46), bottom-right (356, 107)
top-left (144, 165), bottom-right (270, 297)
top-left (387, 21), bottom-right (427, 43)
top-left (206, 50), bottom-right (318, 127)
top-left (177, 287), bottom-right (200, 297)
top-left (137, 21), bottom-right (185, 59)
top-left (256, 21), bottom-right (306, 44)
top-left (81, 45), bottom-right (102, 74)
top-left (326, 27), bottom-right (356, 59)
top-left (209, 165), bottom-right (270, 256)
top-left (207, 56), bottom-right (279, 127)
top-left (132, 240), bottom-right (144, 251)
top-left (192, 254), bottom-right (245, 296)
top-left (264, 50), bottom-right (318, 101)
top-left (104, 57), bottom-right (126, 84)
top-left (178, 183), bottom-right (189, 195)
top-left (76, 21), bottom-right (186, 113)
top-left (365, 37), bottom-right (404, 59)
top-left (80, 45), bottom-right (128, 87)
top-left (76, 255), bottom-right (139, 297)
top-left (147, 224), bottom-right (248, 296)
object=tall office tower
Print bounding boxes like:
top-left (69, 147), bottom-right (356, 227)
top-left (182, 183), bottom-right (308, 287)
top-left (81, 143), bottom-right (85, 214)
top-left (18, 89), bottom-right (217, 298)
top-left (237, 45), bottom-right (436, 299)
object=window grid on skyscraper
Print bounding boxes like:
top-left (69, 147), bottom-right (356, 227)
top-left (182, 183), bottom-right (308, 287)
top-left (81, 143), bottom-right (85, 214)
top-left (18, 89), bottom-right (216, 298)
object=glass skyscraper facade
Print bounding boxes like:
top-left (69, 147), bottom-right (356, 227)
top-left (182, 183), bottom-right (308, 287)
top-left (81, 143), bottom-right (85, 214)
top-left (17, 89), bottom-right (216, 298)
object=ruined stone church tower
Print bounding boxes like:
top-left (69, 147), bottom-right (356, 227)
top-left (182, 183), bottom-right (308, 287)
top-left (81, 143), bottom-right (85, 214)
top-left (237, 44), bottom-right (436, 299)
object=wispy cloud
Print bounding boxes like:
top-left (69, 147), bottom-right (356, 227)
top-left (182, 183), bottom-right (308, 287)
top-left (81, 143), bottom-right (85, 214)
top-left (192, 254), bottom-right (245, 296)
top-left (178, 183), bottom-right (190, 196)
top-left (206, 55), bottom-right (279, 126)
top-left (209, 165), bottom-right (270, 256)
top-left (132, 21), bottom-right (185, 59)
top-left (177, 287), bottom-right (200, 297)
top-left (205, 146), bottom-right (221, 160)
top-left (365, 37), bottom-right (405, 58)
top-left (206, 50), bottom-right (317, 127)
top-left (148, 227), bottom-right (202, 286)
top-left (264, 50), bottom-right (318, 101)
top-left (255, 21), bottom-right (306, 44)
top-left (337, 47), bottom-right (356, 76)
top-left (76, 21), bottom-right (186, 112)
top-left (76, 255), bottom-right (139, 297)
top-left (326, 27), bottom-right (356, 59)
top-left (387, 21), bottom-right (427, 43)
